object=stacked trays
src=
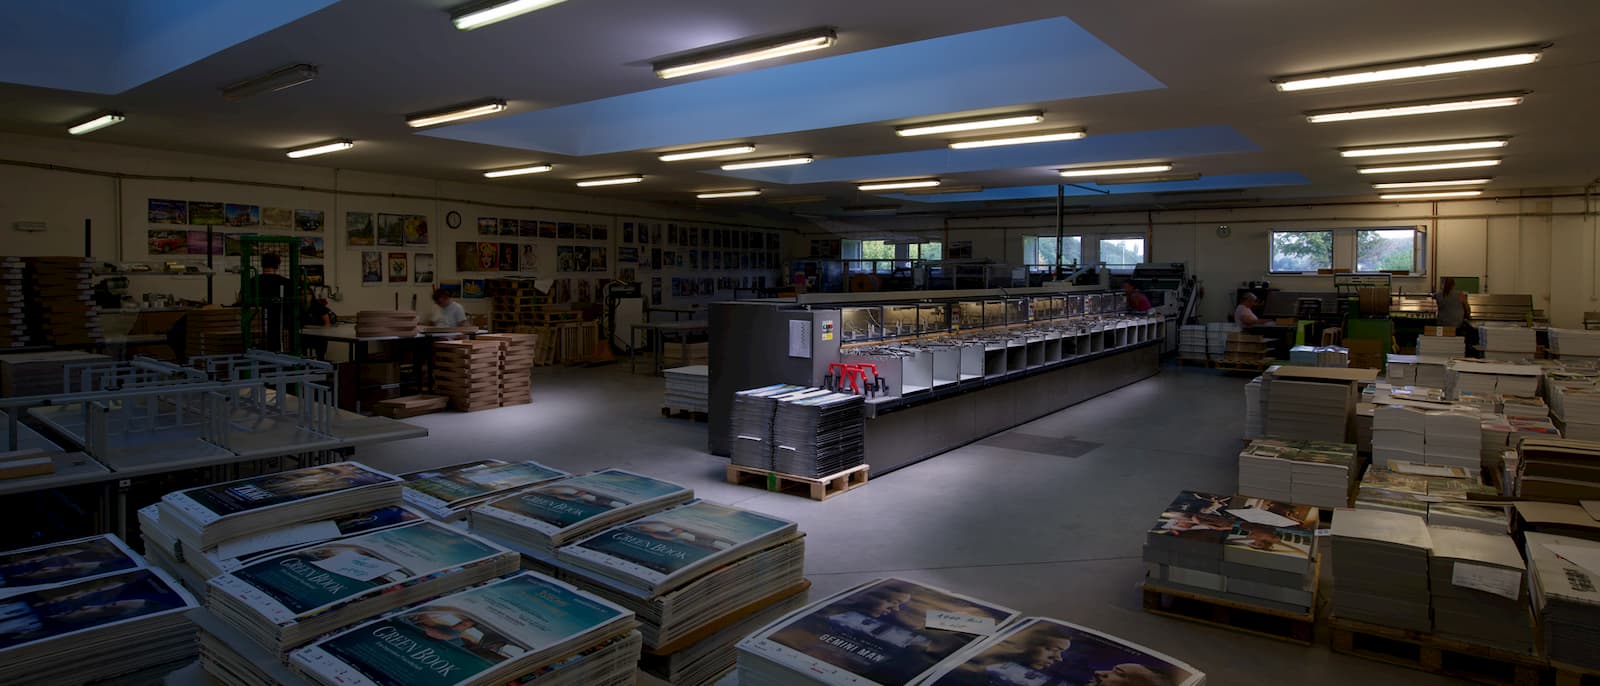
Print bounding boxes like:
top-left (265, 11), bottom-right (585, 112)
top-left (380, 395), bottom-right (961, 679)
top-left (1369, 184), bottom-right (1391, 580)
top-left (0, 350), bottom-right (108, 396)
top-left (1330, 508), bottom-right (1433, 632)
top-left (24, 257), bottom-right (102, 347)
top-left (353, 309), bottom-right (418, 337)
top-left (729, 384), bottom-right (808, 469)
top-left (663, 365), bottom-right (710, 412)
top-left (0, 256), bottom-right (26, 348)
top-left (1143, 491), bottom-right (1321, 614)
top-left (1525, 533), bottom-right (1600, 672)
top-left (434, 338), bottom-right (504, 411)
top-left (772, 389), bottom-right (865, 478)
top-left (1427, 526), bottom-right (1535, 653)
top-left (481, 332), bottom-right (536, 406)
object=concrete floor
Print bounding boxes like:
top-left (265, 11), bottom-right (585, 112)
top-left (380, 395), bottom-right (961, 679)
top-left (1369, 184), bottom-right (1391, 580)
top-left (361, 362), bottom-right (1467, 686)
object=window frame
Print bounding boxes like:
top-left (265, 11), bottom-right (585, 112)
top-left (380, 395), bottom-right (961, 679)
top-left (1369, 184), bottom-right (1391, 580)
top-left (1022, 234), bottom-right (1084, 273)
top-left (1096, 235), bottom-right (1146, 268)
top-left (1267, 226), bottom-right (1428, 276)
top-left (1268, 230), bottom-right (1336, 275)
top-left (1355, 227), bottom-right (1426, 274)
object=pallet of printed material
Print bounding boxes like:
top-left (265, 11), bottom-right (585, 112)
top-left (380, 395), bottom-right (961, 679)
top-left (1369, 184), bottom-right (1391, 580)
top-left (724, 464), bottom-right (868, 501)
top-left (1329, 616), bottom-right (1545, 686)
top-left (1140, 578), bottom-right (1316, 645)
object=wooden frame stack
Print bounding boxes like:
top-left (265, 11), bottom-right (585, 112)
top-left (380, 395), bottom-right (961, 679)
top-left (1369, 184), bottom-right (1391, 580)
top-left (480, 333), bottom-right (536, 406)
top-left (25, 257), bottom-right (102, 347)
top-left (354, 310), bottom-right (419, 338)
top-left (433, 339), bottom-right (502, 411)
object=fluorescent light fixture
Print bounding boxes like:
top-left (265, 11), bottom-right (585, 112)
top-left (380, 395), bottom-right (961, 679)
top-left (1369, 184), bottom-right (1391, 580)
top-left (221, 64), bottom-right (317, 102)
top-left (406, 99), bottom-right (507, 128)
top-left (858, 179), bottom-right (940, 192)
top-left (655, 28), bottom-right (837, 79)
top-left (1340, 138), bottom-right (1509, 158)
top-left (896, 112), bottom-right (1044, 137)
top-left (1089, 173), bottom-right (1202, 186)
top-left (1306, 93), bottom-right (1526, 123)
top-left (576, 175), bottom-right (644, 188)
top-left (1059, 164), bottom-right (1173, 178)
top-left (451, 0), bottom-right (568, 30)
top-left (949, 129), bottom-right (1086, 150)
top-left (285, 139), bottom-right (354, 159)
top-left (483, 163), bottom-right (553, 178)
top-left (767, 195), bottom-right (827, 205)
top-left (67, 112), bottom-right (124, 136)
top-left (903, 184), bottom-right (983, 195)
top-left (1357, 159), bottom-right (1501, 174)
top-left (1372, 178), bottom-right (1490, 189)
top-left (1380, 190), bottom-right (1484, 200)
top-left (1274, 46), bottom-right (1544, 92)
top-left (659, 144), bottom-right (756, 162)
top-left (721, 155), bottom-right (813, 171)
top-left (697, 189), bottom-right (762, 199)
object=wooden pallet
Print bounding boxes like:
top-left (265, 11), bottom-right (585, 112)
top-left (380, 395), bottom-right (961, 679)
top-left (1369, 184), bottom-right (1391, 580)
top-left (1212, 360), bottom-right (1269, 372)
top-left (1140, 580), bottom-right (1316, 645)
top-left (661, 406), bottom-right (708, 422)
top-left (725, 464), bottom-right (868, 501)
top-left (1552, 661), bottom-right (1600, 686)
top-left (1329, 616), bottom-right (1545, 686)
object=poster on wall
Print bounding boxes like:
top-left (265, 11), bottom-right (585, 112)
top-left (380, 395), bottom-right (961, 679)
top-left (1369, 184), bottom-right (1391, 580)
top-left (622, 223), bottom-right (634, 244)
top-left (262, 207), bottom-right (293, 229)
top-left (499, 218), bottom-right (517, 237)
top-left (189, 201), bottom-right (224, 225)
top-left (519, 244), bottom-right (536, 272)
top-left (576, 279), bottom-right (591, 303)
top-left (948, 240), bottom-right (974, 259)
top-left (148, 199), bottom-right (187, 224)
top-left (346, 212), bottom-right (375, 245)
top-left (499, 242), bottom-right (518, 271)
top-left (376, 213), bottom-right (404, 247)
top-left (403, 215), bottom-right (429, 246)
top-left (303, 264), bottom-right (324, 285)
top-left (148, 230), bottom-right (187, 255)
top-left (477, 217), bottom-right (497, 236)
top-left (387, 252), bottom-right (408, 283)
top-left (455, 242), bottom-right (479, 272)
top-left (650, 248), bottom-right (661, 270)
top-left (558, 222), bottom-right (575, 240)
top-left (462, 279), bottom-right (486, 299)
top-left (556, 246), bottom-right (574, 273)
top-left (619, 247), bottom-right (638, 263)
top-left (591, 247), bottom-right (607, 272)
top-left (225, 203), bottom-right (260, 227)
top-left (574, 246), bottom-right (591, 272)
top-left (414, 253), bottom-right (435, 284)
top-left (185, 230), bottom-right (222, 255)
top-left (439, 282), bottom-right (462, 298)
top-left (477, 242), bottom-right (498, 271)
top-left (575, 223), bottom-right (592, 241)
top-left (519, 219), bottom-right (537, 238)
top-left (295, 209), bottom-right (324, 232)
top-left (620, 267), bottom-right (636, 283)
top-left (539, 221), bottom-right (557, 239)
top-left (299, 237), bottom-right (325, 259)
top-left (225, 233), bottom-right (253, 257)
top-left (361, 251), bottom-right (382, 285)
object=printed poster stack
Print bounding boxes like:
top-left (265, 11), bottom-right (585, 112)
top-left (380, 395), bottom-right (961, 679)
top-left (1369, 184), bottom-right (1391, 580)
top-left (1265, 377), bottom-right (1355, 442)
top-left (1550, 383), bottom-right (1600, 441)
top-left (434, 339), bottom-right (504, 411)
top-left (737, 578), bottom-right (1205, 686)
top-left (468, 468), bottom-right (693, 558)
top-left (772, 389), bottom-right (865, 478)
top-left (1179, 324), bottom-right (1208, 362)
top-left (1330, 508), bottom-right (1433, 632)
top-left (1354, 463), bottom-right (1505, 532)
top-left (24, 257), bottom-right (102, 347)
top-left (1449, 360), bottom-right (1542, 398)
top-left (1525, 533), bottom-right (1600, 673)
top-left (663, 365), bottom-right (711, 413)
top-left (1236, 438), bottom-right (1356, 509)
top-left (1515, 437), bottom-right (1600, 501)
top-left (0, 535), bottom-right (198, 685)
top-left (155, 462), bottom-right (403, 552)
top-left (1477, 324), bottom-right (1537, 361)
top-left (1550, 327), bottom-right (1600, 361)
top-left (480, 332), bottom-right (536, 406)
top-left (0, 256), bottom-right (27, 348)
top-left (290, 572), bottom-right (642, 686)
top-left (353, 309), bottom-right (418, 338)
top-left (1143, 491), bottom-right (1320, 614)
top-left (729, 384), bottom-right (809, 469)
top-left (1427, 526), bottom-right (1535, 653)
top-left (400, 459), bottom-right (569, 520)
top-left (1416, 333), bottom-right (1466, 359)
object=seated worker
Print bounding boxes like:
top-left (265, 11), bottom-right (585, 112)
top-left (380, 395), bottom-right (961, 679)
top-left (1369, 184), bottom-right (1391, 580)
top-left (431, 288), bottom-right (469, 328)
top-left (1122, 281), bottom-right (1152, 313)
top-left (1234, 292), bottom-right (1264, 327)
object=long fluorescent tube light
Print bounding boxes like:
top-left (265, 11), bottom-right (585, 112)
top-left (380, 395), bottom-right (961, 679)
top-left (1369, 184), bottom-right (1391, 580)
top-left (659, 144), bottom-right (757, 162)
top-left (1059, 164), bottom-right (1173, 178)
top-left (285, 139), bottom-right (354, 159)
top-left (949, 129), bottom-right (1086, 150)
top-left (451, 0), bottom-right (568, 30)
top-left (483, 164), bottom-right (554, 178)
top-left (1274, 46), bottom-right (1545, 92)
top-left (67, 112), bottom-right (124, 136)
top-left (697, 189), bottom-right (762, 199)
top-left (1306, 93), bottom-right (1526, 123)
top-left (767, 195), bottom-right (828, 205)
top-left (897, 112), bottom-right (1044, 137)
top-left (858, 179), bottom-right (941, 192)
top-left (576, 175), bottom-right (644, 188)
top-left (1089, 173), bottom-right (1201, 186)
top-left (1357, 159), bottom-right (1501, 174)
top-left (1380, 190), bottom-right (1484, 200)
top-left (721, 155), bottom-right (813, 171)
top-left (1340, 138), bottom-right (1509, 158)
top-left (406, 99), bottom-right (507, 128)
top-left (655, 28), bottom-right (837, 79)
top-left (221, 64), bottom-right (318, 102)
top-left (903, 184), bottom-right (983, 195)
top-left (1371, 178), bottom-right (1490, 189)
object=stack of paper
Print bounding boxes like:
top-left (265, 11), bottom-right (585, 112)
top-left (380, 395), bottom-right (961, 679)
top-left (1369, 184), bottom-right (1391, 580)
top-left (557, 500), bottom-right (805, 650)
top-left (400, 460), bottom-right (569, 520)
top-left (1525, 533), bottom-right (1600, 672)
top-left (1388, 354), bottom-right (1418, 385)
top-left (1479, 324), bottom-right (1537, 361)
top-left (1289, 345), bottom-right (1349, 367)
top-left (736, 578), bottom-right (1023, 686)
top-left (663, 365), bottom-right (711, 413)
top-left (1355, 465), bottom-right (1506, 532)
top-left (290, 572), bottom-right (641, 686)
top-left (1550, 327), bottom-right (1600, 361)
top-left (1552, 384), bottom-right (1600, 441)
top-left (1416, 359), bottom-right (1450, 389)
top-left (1450, 360), bottom-right (1542, 397)
top-left (1428, 527), bottom-right (1535, 653)
top-left (1417, 334), bottom-right (1466, 359)
top-left (1244, 375), bottom-right (1265, 439)
top-left (1331, 508), bottom-right (1433, 631)
top-left (1502, 394), bottom-right (1549, 419)
top-left (1373, 405), bottom-right (1428, 467)
top-left (1179, 324), bottom-right (1208, 361)
top-left (206, 521), bottom-right (519, 659)
top-left (1425, 409), bottom-right (1485, 470)
top-left (1266, 378), bottom-right (1355, 442)
top-left (640, 584), bottom-right (810, 686)
top-left (157, 462), bottom-right (403, 551)
top-left (1208, 322), bottom-right (1239, 361)
top-left (1237, 438), bottom-right (1356, 508)
top-left (730, 384), bottom-right (809, 470)
top-left (1144, 491), bottom-right (1321, 613)
top-left (914, 617), bottom-right (1206, 686)
top-left (1517, 437), bottom-right (1600, 501)
top-left (772, 389), bottom-right (865, 478)
top-left (1510, 416), bottom-right (1562, 442)
top-left (468, 468), bottom-right (693, 558)
top-left (1481, 415), bottom-right (1515, 468)
top-left (1237, 441), bottom-right (1293, 501)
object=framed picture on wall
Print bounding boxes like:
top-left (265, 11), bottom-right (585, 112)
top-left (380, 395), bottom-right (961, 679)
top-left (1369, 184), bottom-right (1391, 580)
top-left (499, 242), bottom-right (518, 271)
top-left (148, 199), bottom-right (187, 224)
top-left (190, 201), bottom-right (225, 225)
top-left (477, 217), bottom-right (497, 236)
top-left (593, 223), bottom-right (608, 241)
top-left (557, 246), bottom-right (574, 273)
top-left (148, 230), bottom-right (187, 255)
top-left (225, 203), bottom-right (260, 227)
top-left (347, 212), bottom-right (375, 246)
top-left (574, 246), bottom-right (591, 272)
top-left (463, 279), bottom-right (486, 299)
top-left (414, 253), bottom-right (435, 284)
top-left (575, 223), bottom-right (592, 241)
top-left (387, 252), bottom-right (408, 283)
top-left (295, 209), bottom-right (324, 232)
top-left (361, 251), bottom-right (382, 285)
top-left (619, 247), bottom-right (637, 263)
top-left (591, 247), bottom-right (607, 272)
top-left (477, 242), bottom-right (498, 271)
top-left (455, 242), bottom-right (479, 272)
top-left (622, 223), bottom-right (634, 244)
top-left (403, 215), bottom-right (429, 246)
top-left (539, 221), bottom-right (557, 239)
top-left (376, 214), bottom-right (405, 246)
top-left (299, 236), bottom-right (325, 259)
top-left (498, 218), bottom-right (516, 236)
top-left (519, 244), bottom-right (536, 272)
top-left (262, 207), bottom-right (293, 229)
top-left (558, 222), bottom-right (574, 240)
top-left (303, 264), bottom-right (324, 285)
top-left (439, 282), bottom-right (462, 298)
top-left (519, 219), bottom-right (537, 238)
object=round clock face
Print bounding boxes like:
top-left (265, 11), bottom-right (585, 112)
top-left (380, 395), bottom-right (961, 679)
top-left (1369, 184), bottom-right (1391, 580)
top-left (1216, 225), bottom-right (1232, 238)
top-left (446, 211), bottom-right (462, 229)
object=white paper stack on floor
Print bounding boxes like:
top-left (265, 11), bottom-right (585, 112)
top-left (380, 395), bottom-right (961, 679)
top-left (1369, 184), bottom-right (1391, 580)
top-left (730, 384), bottom-right (808, 470)
top-left (1481, 415), bottom-right (1515, 468)
top-left (1388, 354), bottom-right (1418, 385)
top-left (1525, 533), bottom-right (1600, 672)
top-left (1550, 327), bottom-right (1600, 362)
top-left (157, 462), bottom-right (403, 551)
top-left (1266, 378), bottom-right (1354, 442)
top-left (1450, 360), bottom-right (1543, 398)
top-left (1502, 393), bottom-right (1549, 419)
top-left (1416, 358), bottom-right (1450, 389)
top-left (1417, 334), bottom-right (1466, 359)
top-left (1237, 438), bottom-right (1356, 508)
top-left (1244, 375), bottom-right (1265, 438)
top-left (772, 389), bottom-right (864, 478)
top-left (1143, 491), bottom-right (1321, 614)
top-left (1331, 508), bottom-right (1433, 632)
top-left (915, 617), bottom-right (1207, 686)
top-left (1479, 324), bottom-right (1537, 361)
top-left (1208, 322), bottom-right (1238, 361)
top-left (1549, 381), bottom-right (1600, 441)
top-left (1425, 409), bottom-right (1485, 469)
top-left (735, 578), bottom-right (1023, 686)
top-left (1179, 324), bottom-right (1208, 362)
top-left (291, 572), bottom-right (641, 686)
top-left (469, 468), bottom-right (693, 558)
top-left (1237, 442), bottom-right (1292, 502)
top-left (1428, 526), bottom-right (1535, 653)
top-left (400, 460), bottom-right (569, 520)
top-left (664, 365), bottom-right (710, 413)
top-left (1373, 405), bottom-right (1427, 468)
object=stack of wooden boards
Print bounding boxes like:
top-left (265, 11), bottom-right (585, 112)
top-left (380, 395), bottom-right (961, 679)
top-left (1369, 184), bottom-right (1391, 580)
top-left (185, 308), bottom-right (245, 357)
top-left (480, 332), bottom-right (535, 406)
top-left (1223, 332), bottom-right (1270, 366)
top-left (0, 257), bottom-right (26, 348)
top-left (434, 339), bottom-right (502, 411)
top-left (370, 394), bottom-right (449, 418)
top-left (25, 256), bottom-right (102, 347)
top-left (352, 309), bottom-right (418, 337)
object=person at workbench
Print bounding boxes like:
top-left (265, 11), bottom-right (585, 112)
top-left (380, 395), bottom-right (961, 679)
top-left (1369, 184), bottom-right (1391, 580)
top-left (1435, 276), bottom-right (1475, 356)
top-left (1233, 292), bottom-right (1264, 326)
top-left (431, 288), bottom-right (469, 328)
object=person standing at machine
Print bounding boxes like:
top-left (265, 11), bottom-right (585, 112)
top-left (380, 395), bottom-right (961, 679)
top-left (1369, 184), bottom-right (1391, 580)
top-left (1434, 276), bottom-right (1474, 354)
top-left (1122, 281), bottom-right (1152, 313)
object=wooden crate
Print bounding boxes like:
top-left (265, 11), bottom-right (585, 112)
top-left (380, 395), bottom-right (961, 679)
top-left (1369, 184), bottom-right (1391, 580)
top-left (372, 394), bottom-right (449, 419)
top-left (724, 464), bottom-right (868, 501)
top-left (1329, 616), bottom-right (1545, 686)
top-left (1140, 572), bottom-right (1317, 645)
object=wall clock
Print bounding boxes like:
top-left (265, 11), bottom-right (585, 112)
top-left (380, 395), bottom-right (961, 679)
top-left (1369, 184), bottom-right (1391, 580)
top-left (1216, 225), bottom-right (1232, 238)
top-left (446, 211), bottom-right (463, 229)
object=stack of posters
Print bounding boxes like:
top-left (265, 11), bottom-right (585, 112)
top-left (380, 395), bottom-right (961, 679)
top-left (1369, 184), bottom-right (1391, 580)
top-left (157, 462), bottom-right (403, 550)
top-left (1427, 527), bottom-right (1535, 653)
top-left (0, 535), bottom-right (198, 684)
top-left (1502, 394), bottom-right (1549, 419)
top-left (400, 459), bottom-right (569, 520)
top-left (1551, 384), bottom-right (1600, 441)
top-left (1416, 358), bottom-right (1450, 389)
top-left (1372, 405), bottom-right (1428, 467)
top-left (1550, 327), bottom-right (1600, 360)
top-left (1478, 324), bottom-right (1537, 361)
top-left (736, 578), bottom-right (1022, 686)
top-left (1387, 354), bottom-right (1418, 385)
top-left (1424, 409), bottom-right (1484, 470)
top-left (730, 384), bottom-right (809, 469)
top-left (915, 617), bottom-right (1206, 686)
top-left (640, 583), bottom-right (810, 686)
top-left (1236, 438), bottom-right (1356, 508)
top-left (1416, 334), bottom-right (1466, 359)
top-left (663, 365), bottom-right (710, 413)
top-left (1355, 464), bottom-right (1506, 532)
top-left (1449, 360), bottom-right (1541, 398)
top-left (556, 500), bottom-right (804, 648)
top-left (1265, 377), bottom-right (1354, 442)
top-left (1243, 376), bottom-right (1264, 439)
top-left (1525, 532), bottom-right (1600, 672)
top-left (772, 389), bottom-right (865, 478)
top-left (290, 572), bottom-right (641, 686)
top-left (1516, 437), bottom-right (1600, 501)
top-left (206, 520), bottom-right (518, 658)
top-left (1330, 508), bottom-right (1433, 632)
top-left (1143, 491), bottom-right (1320, 614)
top-left (468, 468), bottom-right (693, 557)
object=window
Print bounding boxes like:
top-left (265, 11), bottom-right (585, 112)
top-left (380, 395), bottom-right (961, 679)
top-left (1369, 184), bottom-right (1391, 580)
top-left (1098, 237), bottom-right (1145, 266)
top-left (1022, 236), bottom-right (1083, 272)
top-left (1357, 228), bottom-right (1421, 272)
top-left (1270, 231), bottom-right (1334, 273)
top-left (910, 241), bottom-right (942, 261)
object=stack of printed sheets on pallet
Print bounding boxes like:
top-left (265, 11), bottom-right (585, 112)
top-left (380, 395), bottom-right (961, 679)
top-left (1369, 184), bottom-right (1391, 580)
top-left (1143, 491), bottom-right (1320, 615)
top-left (1236, 438), bottom-right (1356, 509)
top-left (399, 459), bottom-right (569, 520)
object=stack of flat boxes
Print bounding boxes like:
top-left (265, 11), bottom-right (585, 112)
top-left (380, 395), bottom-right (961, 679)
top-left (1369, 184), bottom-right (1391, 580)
top-left (1144, 491), bottom-right (1320, 615)
top-left (434, 339), bottom-right (502, 411)
top-left (480, 333), bottom-right (536, 406)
